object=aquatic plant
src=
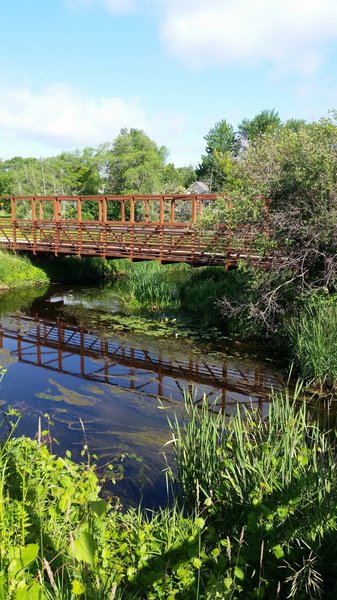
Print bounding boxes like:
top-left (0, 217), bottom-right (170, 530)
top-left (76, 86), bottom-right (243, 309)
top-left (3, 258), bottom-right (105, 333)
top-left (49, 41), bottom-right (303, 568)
top-left (1, 384), bottom-right (337, 598)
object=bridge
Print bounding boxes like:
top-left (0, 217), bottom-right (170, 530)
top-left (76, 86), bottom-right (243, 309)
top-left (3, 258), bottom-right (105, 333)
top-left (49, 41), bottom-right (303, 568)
top-left (0, 315), bottom-right (282, 413)
top-left (0, 195), bottom-right (272, 267)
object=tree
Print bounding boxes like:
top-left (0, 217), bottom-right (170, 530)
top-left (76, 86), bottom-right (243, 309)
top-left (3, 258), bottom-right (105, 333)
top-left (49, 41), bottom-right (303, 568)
top-left (238, 109), bottom-right (282, 145)
top-left (161, 163), bottom-right (195, 193)
top-left (105, 128), bottom-right (168, 195)
top-left (200, 116), bottom-right (337, 334)
top-left (196, 120), bottom-right (239, 192)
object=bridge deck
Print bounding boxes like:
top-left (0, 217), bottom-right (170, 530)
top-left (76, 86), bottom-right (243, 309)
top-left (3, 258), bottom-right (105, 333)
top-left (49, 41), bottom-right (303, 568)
top-left (0, 195), bottom-right (273, 266)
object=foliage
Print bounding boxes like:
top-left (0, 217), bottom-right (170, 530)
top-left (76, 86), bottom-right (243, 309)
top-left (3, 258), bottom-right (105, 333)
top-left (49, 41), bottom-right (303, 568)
top-left (0, 149), bottom-right (101, 200)
top-left (0, 410), bottom-right (206, 600)
top-left (113, 261), bottom-right (243, 327)
top-left (288, 294), bottom-right (337, 389)
top-left (1, 382), bottom-right (337, 598)
top-left (101, 128), bottom-right (168, 195)
top-left (166, 388), bottom-right (337, 599)
top-left (238, 109), bottom-right (282, 144)
top-left (196, 120), bottom-right (240, 192)
top-left (115, 261), bottom-right (189, 311)
top-left (0, 251), bottom-right (49, 288)
top-left (196, 115), bottom-right (337, 350)
top-left (0, 130), bottom-right (195, 209)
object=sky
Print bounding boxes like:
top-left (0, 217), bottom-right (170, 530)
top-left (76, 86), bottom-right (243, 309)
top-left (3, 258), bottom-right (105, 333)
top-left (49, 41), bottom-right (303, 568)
top-left (1, 0), bottom-right (337, 166)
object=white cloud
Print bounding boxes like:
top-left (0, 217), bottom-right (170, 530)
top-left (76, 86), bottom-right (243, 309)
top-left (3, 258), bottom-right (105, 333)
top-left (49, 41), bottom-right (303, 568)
top-left (158, 0), bottom-right (337, 71)
top-left (0, 82), bottom-right (147, 148)
top-left (69, 0), bottom-right (337, 72)
top-left (0, 81), bottom-right (192, 164)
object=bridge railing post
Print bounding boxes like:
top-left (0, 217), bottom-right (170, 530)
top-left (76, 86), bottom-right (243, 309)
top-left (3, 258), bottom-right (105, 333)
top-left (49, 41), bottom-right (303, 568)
top-left (32, 197), bottom-right (37, 254)
top-left (76, 197), bottom-right (82, 256)
top-left (10, 197), bottom-right (17, 251)
top-left (170, 198), bottom-right (175, 224)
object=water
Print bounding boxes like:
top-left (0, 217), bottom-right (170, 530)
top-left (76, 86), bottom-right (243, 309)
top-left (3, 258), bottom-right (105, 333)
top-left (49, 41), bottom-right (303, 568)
top-left (0, 284), bottom-right (284, 507)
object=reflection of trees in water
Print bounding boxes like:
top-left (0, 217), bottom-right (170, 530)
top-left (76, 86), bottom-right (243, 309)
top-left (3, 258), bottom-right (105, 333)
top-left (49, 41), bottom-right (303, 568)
top-left (0, 285), bottom-right (49, 316)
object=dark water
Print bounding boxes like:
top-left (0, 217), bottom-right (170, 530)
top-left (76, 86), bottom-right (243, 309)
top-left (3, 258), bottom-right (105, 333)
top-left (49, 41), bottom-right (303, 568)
top-left (0, 284), bottom-right (284, 507)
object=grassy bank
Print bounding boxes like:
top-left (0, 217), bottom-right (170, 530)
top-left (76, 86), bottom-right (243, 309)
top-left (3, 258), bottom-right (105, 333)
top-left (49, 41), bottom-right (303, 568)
top-left (1, 390), bottom-right (337, 599)
top-left (0, 251), bottom-right (49, 289)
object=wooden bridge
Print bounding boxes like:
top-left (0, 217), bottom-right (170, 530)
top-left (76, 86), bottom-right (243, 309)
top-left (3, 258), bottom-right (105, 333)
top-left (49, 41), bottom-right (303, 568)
top-left (0, 195), bottom-right (272, 267)
top-left (0, 315), bottom-right (282, 413)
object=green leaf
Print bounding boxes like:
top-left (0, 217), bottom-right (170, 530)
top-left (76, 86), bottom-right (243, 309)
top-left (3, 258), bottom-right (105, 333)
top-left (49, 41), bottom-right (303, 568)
top-left (72, 531), bottom-right (97, 566)
top-left (272, 544), bottom-right (285, 559)
top-left (234, 566), bottom-right (245, 581)
top-left (89, 500), bottom-right (107, 517)
top-left (9, 544), bottom-right (39, 578)
top-left (192, 557), bottom-right (202, 569)
top-left (71, 580), bottom-right (85, 596)
top-left (15, 581), bottom-right (42, 600)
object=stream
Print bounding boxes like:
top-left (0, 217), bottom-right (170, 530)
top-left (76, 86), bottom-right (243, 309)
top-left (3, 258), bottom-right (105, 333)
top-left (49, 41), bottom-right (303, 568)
top-left (0, 283), bottom-right (284, 507)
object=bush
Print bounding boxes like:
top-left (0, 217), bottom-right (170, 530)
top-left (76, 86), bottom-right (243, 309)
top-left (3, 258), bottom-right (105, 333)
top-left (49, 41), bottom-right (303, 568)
top-left (0, 411), bottom-right (205, 599)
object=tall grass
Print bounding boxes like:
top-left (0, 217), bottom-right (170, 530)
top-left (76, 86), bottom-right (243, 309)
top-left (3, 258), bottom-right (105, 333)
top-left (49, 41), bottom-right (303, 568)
top-left (166, 387), bottom-right (337, 598)
top-left (288, 295), bottom-right (337, 389)
top-left (121, 261), bottom-right (187, 310)
top-left (0, 411), bottom-right (204, 599)
top-left (2, 386), bottom-right (337, 598)
top-left (114, 260), bottom-right (244, 325)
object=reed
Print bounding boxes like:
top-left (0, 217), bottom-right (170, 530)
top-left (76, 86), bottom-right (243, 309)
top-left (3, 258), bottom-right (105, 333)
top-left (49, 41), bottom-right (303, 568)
top-left (165, 387), bottom-right (337, 598)
top-left (288, 295), bottom-right (337, 389)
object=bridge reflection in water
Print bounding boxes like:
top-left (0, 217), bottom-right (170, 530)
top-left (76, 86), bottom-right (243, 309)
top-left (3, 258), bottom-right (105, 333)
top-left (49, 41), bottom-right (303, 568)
top-left (0, 315), bottom-right (282, 413)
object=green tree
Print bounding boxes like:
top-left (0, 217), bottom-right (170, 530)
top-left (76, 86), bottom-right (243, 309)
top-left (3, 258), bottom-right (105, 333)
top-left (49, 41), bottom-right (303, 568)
top-left (238, 109), bottom-right (282, 144)
top-left (161, 163), bottom-right (195, 193)
top-left (196, 120), bottom-right (239, 192)
top-left (105, 128), bottom-right (168, 195)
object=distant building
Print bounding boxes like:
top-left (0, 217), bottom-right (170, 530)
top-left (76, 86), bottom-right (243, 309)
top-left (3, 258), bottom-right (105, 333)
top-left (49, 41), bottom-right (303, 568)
top-left (185, 181), bottom-right (209, 194)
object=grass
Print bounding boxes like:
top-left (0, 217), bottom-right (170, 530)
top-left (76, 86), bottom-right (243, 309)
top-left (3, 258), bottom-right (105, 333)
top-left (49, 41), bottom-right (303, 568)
top-left (288, 295), bottom-right (337, 389)
top-left (0, 251), bottom-right (49, 288)
top-left (165, 387), bottom-right (337, 599)
top-left (113, 260), bottom-right (245, 326)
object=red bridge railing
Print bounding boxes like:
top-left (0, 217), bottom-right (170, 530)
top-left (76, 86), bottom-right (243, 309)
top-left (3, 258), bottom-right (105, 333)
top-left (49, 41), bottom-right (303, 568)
top-left (0, 195), bottom-right (271, 266)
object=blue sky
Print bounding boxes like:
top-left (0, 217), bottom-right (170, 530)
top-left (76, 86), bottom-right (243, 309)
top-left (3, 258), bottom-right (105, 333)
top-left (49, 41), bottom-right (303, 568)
top-left (1, 0), bottom-right (337, 166)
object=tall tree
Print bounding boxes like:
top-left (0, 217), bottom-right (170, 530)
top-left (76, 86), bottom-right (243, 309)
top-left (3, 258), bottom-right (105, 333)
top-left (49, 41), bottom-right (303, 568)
top-left (196, 120), bottom-right (239, 192)
top-left (238, 109), bottom-right (282, 144)
top-left (105, 128), bottom-right (168, 195)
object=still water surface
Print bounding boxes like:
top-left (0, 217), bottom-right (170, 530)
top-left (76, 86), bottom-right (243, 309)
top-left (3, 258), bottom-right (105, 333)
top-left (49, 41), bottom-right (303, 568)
top-left (0, 284), bottom-right (284, 507)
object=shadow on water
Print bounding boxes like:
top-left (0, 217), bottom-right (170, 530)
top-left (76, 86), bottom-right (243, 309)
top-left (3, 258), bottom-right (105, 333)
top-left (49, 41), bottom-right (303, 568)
top-left (0, 283), bottom-right (285, 508)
